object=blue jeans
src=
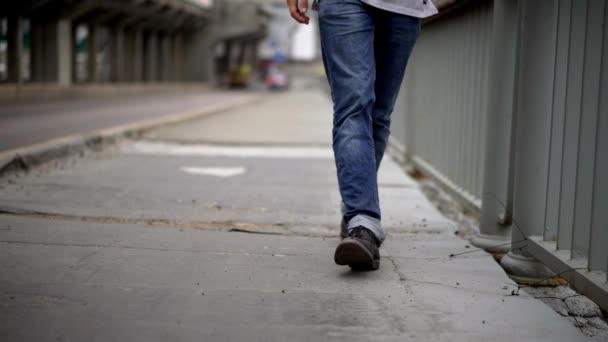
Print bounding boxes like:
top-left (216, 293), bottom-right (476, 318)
top-left (318, 0), bottom-right (421, 243)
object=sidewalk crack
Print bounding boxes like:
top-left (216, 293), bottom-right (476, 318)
top-left (0, 206), bottom-right (289, 234)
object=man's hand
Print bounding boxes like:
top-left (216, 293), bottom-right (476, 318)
top-left (287, 0), bottom-right (310, 24)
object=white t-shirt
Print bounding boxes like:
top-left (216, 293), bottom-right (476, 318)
top-left (361, 0), bottom-right (438, 18)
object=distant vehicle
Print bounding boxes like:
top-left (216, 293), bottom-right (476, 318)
top-left (265, 65), bottom-right (289, 90)
top-left (228, 64), bottom-right (251, 88)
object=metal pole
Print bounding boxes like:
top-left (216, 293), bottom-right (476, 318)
top-left (470, 0), bottom-right (518, 254)
top-left (499, 0), bottom-right (560, 283)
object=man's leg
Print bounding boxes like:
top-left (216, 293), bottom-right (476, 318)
top-left (319, 0), bottom-right (384, 241)
top-left (318, 0), bottom-right (384, 243)
top-left (372, 12), bottom-right (421, 170)
top-left (318, 0), bottom-right (386, 270)
top-left (339, 12), bottom-right (421, 239)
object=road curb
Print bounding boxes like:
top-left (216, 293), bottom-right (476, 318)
top-left (0, 93), bottom-right (264, 178)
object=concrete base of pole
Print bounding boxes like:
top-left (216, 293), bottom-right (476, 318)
top-left (500, 251), bottom-right (565, 286)
top-left (470, 231), bottom-right (511, 255)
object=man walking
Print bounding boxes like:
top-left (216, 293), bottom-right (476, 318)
top-left (287, 0), bottom-right (437, 270)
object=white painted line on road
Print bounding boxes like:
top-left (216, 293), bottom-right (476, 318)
top-left (123, 141), bottom-right (334, 159)
top-left (181, 166), bottom-right (246, 178)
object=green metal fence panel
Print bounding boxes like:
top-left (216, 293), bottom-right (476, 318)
top-left (558, 0), bottom-right (586, 252)
top-left (545, 0), bottom-right (571, 243)
top-left (573, 0), bottom-right (605, 260)
top-left (511, 0), bottom-right (559, 243)
top-left (589, 2), bottom-right (608, 273)
top-left (395, 0), bottom-right (608, 309)
top-left (393, 2), bottom-right (493, 208)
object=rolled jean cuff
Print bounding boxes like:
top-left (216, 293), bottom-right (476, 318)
top-left (347, 214), bottom-right (385, 244)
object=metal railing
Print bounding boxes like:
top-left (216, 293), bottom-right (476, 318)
top-left (391, 1), bottom-right (493, 213)
top-left (391, 0), bottom-right (608, 312)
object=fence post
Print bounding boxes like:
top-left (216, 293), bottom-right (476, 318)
top-left (470, 0), bottom-right (518, 254)
top-left (499, 0), bottom-right (560, 283)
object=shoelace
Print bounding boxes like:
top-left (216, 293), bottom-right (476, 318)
top-left (350, 226), bottom-right (370, 239)
top-left (349, 226), bottom-right (380, 247)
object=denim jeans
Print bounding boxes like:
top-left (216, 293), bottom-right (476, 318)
top-left (318, 0), bottom-right (421, 243)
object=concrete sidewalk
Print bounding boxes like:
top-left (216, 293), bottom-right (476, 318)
top-left (0, 88), bottom-right (589, 341)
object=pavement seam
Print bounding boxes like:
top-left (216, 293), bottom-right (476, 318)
top-left (0, 239), bottom-right (306, 258)
top-left (384, 254), bottom-right (534, 300)
top-left (0, 208), bottom-right (455, 240)
top-left (0, 209), bottom-right (341, 239)
top-left (0, 208), bottom-right (289, 234)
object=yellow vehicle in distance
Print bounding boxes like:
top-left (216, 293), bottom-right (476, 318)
top-left (228, 64), bottom-right (252, 88)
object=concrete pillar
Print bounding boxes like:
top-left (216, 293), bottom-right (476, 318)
top-left (111, 28), bottom-right (126, 83)
top-left (222, 40), bottom-right (234, 79)
top-left (249, 41), bottom-right (259, 69)
top-left (132, 30), bottom-right (144, 82)
top-left (87, 24), bottom-right (99, 82)
top-left (6, 16), bottom-right (23, 83)
top-left (470, 0), bottom-right (518, 254)
top-left (54, 19), bottom-right (73, 86)
top-left (229, 41), bottom-right (239, 68)
top-left (172, 33), bottom-right (185, 81)
top-left (248, 41), bottom-right (259, 80)
top-left (179, 28), bottom-right (216, 83)
top-left (30, 21), bottom-right (46, 82)
top-left (122, 30), bottom-right (133, 82)
top-left (30, 19), bottom-right (72, 85)
top-left (71, 25), bottom-right (79, 83)
top-left (499, 0), bottom-right (559, 284)
top-left (237, 41), bottom-right (246, 66)
top-left (203, 36), bottom-right (216, 83)
top-left (159, 34), bottom-right (172, 82)
top-left (144, 31), bottom-right (159, 82)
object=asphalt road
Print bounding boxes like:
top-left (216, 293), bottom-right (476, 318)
top-left (0, 90), bottom-right (248, 152)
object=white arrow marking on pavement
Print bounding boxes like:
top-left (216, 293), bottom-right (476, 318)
top-left (180, 166), bottom-right (246, 178)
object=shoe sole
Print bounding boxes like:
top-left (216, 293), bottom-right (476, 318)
top-left (334, 239), bottom-right (379, 270)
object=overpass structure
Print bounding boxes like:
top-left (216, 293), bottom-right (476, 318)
top-left (0, 0), bottom-right (268, 87)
